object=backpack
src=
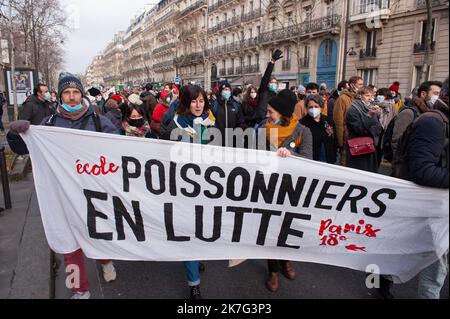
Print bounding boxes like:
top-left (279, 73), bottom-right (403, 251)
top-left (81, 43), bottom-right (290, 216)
top-left (45, 112), bottom-right (102, 132)
top-left (382, 107), bottom-right (418, 162)
top-left (392, 110), bottom-right (449, 180)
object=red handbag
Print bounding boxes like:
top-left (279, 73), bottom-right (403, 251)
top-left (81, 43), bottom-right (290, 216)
top-left (348, 136), bottom-right (376, 156)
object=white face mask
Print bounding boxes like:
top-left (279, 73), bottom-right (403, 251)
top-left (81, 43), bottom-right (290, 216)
top-left (250, 93), bottom-right (257, 99)
top-left (308, 108), bottom-right (322, 119)
top-left (428, 95), bottom-right (439, 107)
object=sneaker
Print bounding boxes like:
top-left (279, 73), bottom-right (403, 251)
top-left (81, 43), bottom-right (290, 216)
top-left (71, 291), bottom-right (91, 299)
top-left (101, 261), bottom-right (117, 282)
top-left (190, 285), bottom-right (202, 299)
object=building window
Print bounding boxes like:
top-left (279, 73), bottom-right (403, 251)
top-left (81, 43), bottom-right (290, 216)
top-left (360, 69), bottom-right (377, 86)
top-left (419, 18), bottom-right (437, 45)
top-left (303, 6), bottom-right (312, 23)
top-left (327, 0), bottom-right (335, 17)
top-left (324, 39), bottom-right (333, 65)
top-left (366, 30), bottom-right (377, 49)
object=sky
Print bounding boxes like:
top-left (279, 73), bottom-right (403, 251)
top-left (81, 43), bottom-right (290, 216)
top-left (61, 0), bottom-right (154, 74)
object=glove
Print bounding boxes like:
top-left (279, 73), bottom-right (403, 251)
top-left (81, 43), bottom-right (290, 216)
top-left (10, 120), bottom-right (30, 134)
top-left (272, 49), bottom-right (283, 61)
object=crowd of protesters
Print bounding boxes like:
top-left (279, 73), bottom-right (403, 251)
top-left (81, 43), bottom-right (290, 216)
top-left (5, 48), bottom-right (448, 300)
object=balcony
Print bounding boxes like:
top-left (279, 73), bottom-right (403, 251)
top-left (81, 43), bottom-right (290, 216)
top-left (350, 0), bottom-right (391, 23)
top-left (360, 47), bottom-right (377, 59)
top-left (413, 41), bottom-right (436, 53)
top-left (152, 43), bottom-right (175, 55)
top-left (282, 60), bottom-right (291, 71)
top-left (241, 9), bottom-right (263, 23)
top-left (416, 0), bottom-right (449, 9)
top-left (153, 60), bottom-right (174, 71)
top-left (227, 67), bottom-right (235, 75)
top-left (219, 68), bottom-right (226, 76)
top-left (259, 15), bottom-right (341, 44)
top-left (235, 66), bottom-right (242, 74)
top-left (208, 0), bottom-right (238, 13)
top-left (176, 52), bottom-right (204, 66)
top-left (180, 29), bottom-right (197, 41)
top-left (179, 0), bottom-right (207, 18)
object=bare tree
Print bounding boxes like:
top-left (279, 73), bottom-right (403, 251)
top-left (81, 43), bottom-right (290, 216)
top-left (420, 0), bottom-right (433, 83)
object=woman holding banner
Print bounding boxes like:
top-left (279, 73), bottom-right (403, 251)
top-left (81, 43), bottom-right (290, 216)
top-left (257, 89), bottom-right (313, 292)
top-left (160, 85), bottom-right (216, 299)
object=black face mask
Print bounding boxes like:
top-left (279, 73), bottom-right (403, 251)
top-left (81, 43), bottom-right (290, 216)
top-left (128, 118), bottom-right (145, 127)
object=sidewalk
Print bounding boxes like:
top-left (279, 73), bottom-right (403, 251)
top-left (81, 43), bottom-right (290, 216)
top-left (0, 175), bottom-right (52, 299)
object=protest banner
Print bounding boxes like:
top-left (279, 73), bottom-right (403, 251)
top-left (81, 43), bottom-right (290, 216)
top-left (22, 126), bottom-right (449, 282)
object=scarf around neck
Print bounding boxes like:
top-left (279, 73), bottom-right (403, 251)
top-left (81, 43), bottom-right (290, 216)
top-left (122, 120), bottom-right (150, 137)
top-left (174, 111), bottom-right (216, 142)
top-left (266, 114), bottom-right (301, 150)
top-left (57, 99), bottom-right (90, 121)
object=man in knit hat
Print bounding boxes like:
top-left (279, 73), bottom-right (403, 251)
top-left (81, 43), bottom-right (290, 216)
top-left (8, 72), bottom-right (119, 299)
top-left (211, 80), bottom-right (245, 147)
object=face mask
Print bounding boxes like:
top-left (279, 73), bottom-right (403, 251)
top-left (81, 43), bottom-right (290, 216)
top-left (428, 95), bottom-right (439, 107)
top-left (233, 96), bottom-right (242, 103)
top-left (43, 92), bottom-right (52, 101)
top-left (250, 93), bottom-right (257, 99)
top-left (308, 108), bottom-right (322, 119)
top-left (128, 118), bottom-right (145, 128)
top-left (269, 83), bottom-right (278, 93)
top-left (222, 91), bottom-right (231, 100)
top-left (61, 103), bottom-right (83, 113)
top-left (376, 95), bottom-right (384, 104)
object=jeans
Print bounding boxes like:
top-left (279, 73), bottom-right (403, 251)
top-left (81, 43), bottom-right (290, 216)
top-left (64, 249), bottom-right (111, 293)
top-left (184, 261), bottom-right (200, 287)
top-left (418, 251), bottom-right (449, 299)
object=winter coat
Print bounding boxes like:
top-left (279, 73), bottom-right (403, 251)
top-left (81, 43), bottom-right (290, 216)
top-left (327, 90), bottom-right (340, 123)
top-left (392, 97), bottom-right (429, 157)
top-left (333, 90), bottom-right (357, 148)
top-left (211, 96), bottom-right (245, 147)
top-left (257, 120), bottom-right (313, 160)
top-left (300, 114), bottom-right (337, 164)
top-left (40, 107), bottom-right (118, 134)
top-left (8, 106), bottom-right (119, 155)
top-left (408, 108), bottom-right (449, 188)
top-left (256, 62), bottom-right (277, 122)
top-left (105, 108), bottom-right (123, 132)
top-left (141, 91), bottom-right (158, 121)
top-left (345, 100), bottom-right (383, 173)
top-left (19, 94), bottom-right (53, 125)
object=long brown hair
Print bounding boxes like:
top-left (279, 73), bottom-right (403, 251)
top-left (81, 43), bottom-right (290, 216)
top-left (176, 85), bottom-right (211, 116)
